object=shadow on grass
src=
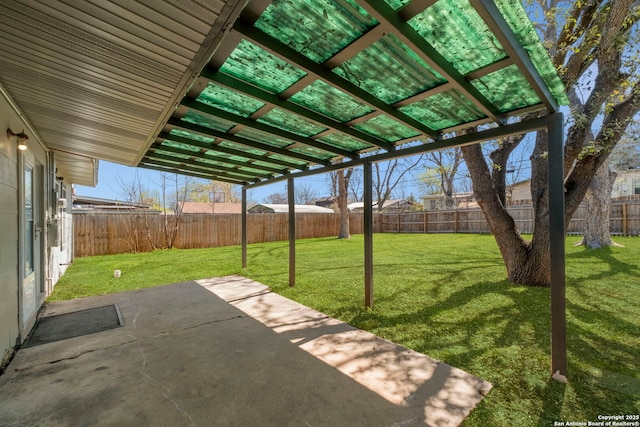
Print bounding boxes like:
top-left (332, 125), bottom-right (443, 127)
top-left (324, 272), bottom-right (637, 424)
top-left (245, 238), bottom-right (640, 424)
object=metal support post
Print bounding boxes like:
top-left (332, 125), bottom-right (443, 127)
top-left (363, 162), bottom-right (373, 309)
top-left (288, 177), bottom-right (295, 287)
top-left (241, 187), bottom-right (247, 269)
top-left (548, 112), bottom-right (567, 379)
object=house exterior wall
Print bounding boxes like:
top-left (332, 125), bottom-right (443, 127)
top-left (0, 108), bottom-right (20, 368)
top-left (612, 170), bottom-right (640, 198)
top-left (509, 181), bottom-right (532, 203)
top-left (422, 195), bottom-right (446, 211)
top-left (1, 91), bottom-right (74, 370)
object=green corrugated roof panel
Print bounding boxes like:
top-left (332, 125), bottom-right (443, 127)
top-left (289, 80), bottom-right (374, 122)
top-left (400, 89), bottom-right (486, 130)
top-left (204, 151), bottom-right (251, 164)
top-left (181, 111), bottom-right (236, 133)
top-left (162, 140), bottom-right (201, 153)
top-left (238, 166), bottom-right (273, 176)
top-left (408, 0), bottom-right (506, 75)
top-left (316, 131), bottom-right (373, 151)
top-left (196, 157), bottom-right (238, 169)
top-left (254, 0), bottom-right (378, 63)
top-left (354, 115), bottom-right (420, 142)
top-left (471, 64), bottom-right (541, 113)
top-left (148, 0), bottom-right (571, 185)
top-left (333, 34), bottom-right (446, 104)
top-left (257, 108), bottom-right (328, 137)
top-left (252, 159), bottom-right (283, 169)
top-left (218, 140), bottom-right (269, 156)
top-left (494, 0), bottom-right (569, 105)
top-left (220, 40), bottom-right (308, 94)
top-left (270, 153), bottom-right (307, 166)
top-left (235, 127), bottom-right (295, 149)
top-left (169, 128), bottom-right (215, 144)
top-left (155, 149), bottom-right (192, 160)
top-left (196, 83), bottom-right (265, 118)
top-left (290, 146), bottom-right (335, 160)
top-left (384, 0), bottom-right (410, 10)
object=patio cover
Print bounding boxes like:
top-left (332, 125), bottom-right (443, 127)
top-left (0, 0), bottom-right (569, 377)
top-left (141, 0), bottom-right (568, 184)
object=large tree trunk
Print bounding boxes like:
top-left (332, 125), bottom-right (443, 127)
top-left (462, 1), bottom-right (640, 287)
top-left (575, 159), bottom-right (620, 248)
top-left (337, 168), bottom-right (353, 239)
top-left (462, 143), bottom-right (552, 286)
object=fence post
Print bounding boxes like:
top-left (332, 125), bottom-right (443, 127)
top-left (424, 211), bottom-right (427, 234)
top-left (622, 202), bottom-right (628, 237)
top-left (454, 210), bottom-right (459, 233)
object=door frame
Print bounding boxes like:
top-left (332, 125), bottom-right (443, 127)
top-left (18, 151), bottom-right (45, 338)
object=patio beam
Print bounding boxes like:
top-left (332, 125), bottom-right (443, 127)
top-left (360, 0), bottom-right (506, 125)
top-left (168, 116), bottom-right (328, 166)
top-left (244, 114), bottom-right (553, 190)
top-left (141, 156), bottom-right (252, 183)
top-left (158, 131), bottom-right (302, 170)
top-left (548, 112), bottom-right (566, 379)
top-left (470, 0), bottom-right (559, 112)
top-left (232, 21), bottom-right (439, 139)
top-left (151, 142), bottom-right (285, 175)
top-left (144, 151), bottom-right (268, 182)
top-left (201, 70), bottom-right (394, 152)
top-left (139, 162), bottom-right (245, 185)
top-left (181, 99), bottom-right (354, 160)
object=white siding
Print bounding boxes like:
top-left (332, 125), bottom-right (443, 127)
top-left (0, 96), bottom-right (21, 367)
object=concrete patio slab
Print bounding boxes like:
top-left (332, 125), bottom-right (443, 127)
top-left (0, 276), bottom-right (491, 426)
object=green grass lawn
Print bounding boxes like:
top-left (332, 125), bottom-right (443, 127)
top-left (49, 234), bottom-right (640, 426)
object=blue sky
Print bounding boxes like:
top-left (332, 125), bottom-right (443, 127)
top-left (73, 158), bottom-right (431, 204)
top-left (73, 160), bottom-right (285, 203)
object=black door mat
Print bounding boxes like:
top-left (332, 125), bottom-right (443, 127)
top-left (24, 304), bottom-right (124, 348)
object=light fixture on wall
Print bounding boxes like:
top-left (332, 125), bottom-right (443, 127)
top-left (7, 128), bottom-right (29, 151)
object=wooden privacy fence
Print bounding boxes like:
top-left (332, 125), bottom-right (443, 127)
top-left (378, 199), bottom-right (640, 235)
top-left (74, 212), bottom-right (364, 257)
top-left (74, 199), bottom-right (640, 257)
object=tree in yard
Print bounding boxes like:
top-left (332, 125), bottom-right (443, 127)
top-left (185, 180), bottom-right (240, 204)
top-left (116, 173), bottom-right (161, 253)
top-left (337, 167), bottom-right (354, 239)
top-left (263, 192), bottom-right (288, 204)
top-left (293, 183), bottom-right (318, 205)
top-left (373, 156), bottom-right (423, 211)
top-left (577, 130), bottom-right (640, 247)
top-left (609, 131), bottom-right (640, 171)
top-left (462, 0), bottom-right (640, 285)
top-left (159, 173), bottom-right (191, 249)
top-left (417, 148), bottom-right (464, 208)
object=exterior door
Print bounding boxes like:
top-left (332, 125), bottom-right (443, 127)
top-left (21, 154), bottom-right (43, 331)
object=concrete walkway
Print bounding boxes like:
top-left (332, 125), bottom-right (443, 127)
top-left (0, 276), bottom-right (491, 426)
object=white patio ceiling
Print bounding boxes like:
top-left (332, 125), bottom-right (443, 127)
top-left (0, 0), bottom-right (243, 186)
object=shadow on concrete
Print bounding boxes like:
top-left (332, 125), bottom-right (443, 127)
top-left (0, 277), bottom-right (491, 427)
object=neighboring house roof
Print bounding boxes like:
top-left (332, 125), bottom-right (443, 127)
top-left (72, 195), bottom-right (158, 213)
top-left (347, 202), bottom-right (364, 211)
top-left (348, 200), bottom-right (413, 211)
top-left (73, 195), bottom-right (149, 208)
top-left (180, 202), bottom-right (242, 214)
top-left (248, 204), bottom-right (334, 213)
